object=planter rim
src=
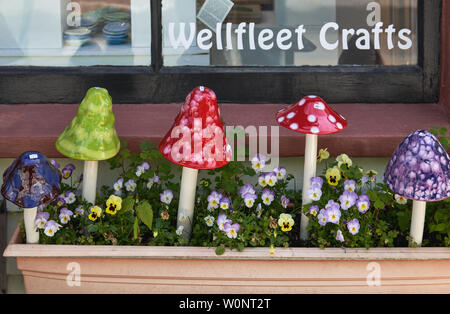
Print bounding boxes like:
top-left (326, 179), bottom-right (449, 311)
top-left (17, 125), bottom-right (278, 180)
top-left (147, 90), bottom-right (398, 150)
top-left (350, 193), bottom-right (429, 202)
top-left (4, 225), bottom-right (450, 261)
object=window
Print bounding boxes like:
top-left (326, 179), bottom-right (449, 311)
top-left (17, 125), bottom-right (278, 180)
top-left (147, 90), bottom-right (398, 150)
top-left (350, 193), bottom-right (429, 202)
top-left (0, 0), bottom-right (151, 66)
top-left (0, 0), bottom-right (441, 104)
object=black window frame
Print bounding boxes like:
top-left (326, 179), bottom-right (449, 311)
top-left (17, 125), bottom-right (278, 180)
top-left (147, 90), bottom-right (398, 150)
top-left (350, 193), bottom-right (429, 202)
top-left (0, 0), bottom-right (441, 104)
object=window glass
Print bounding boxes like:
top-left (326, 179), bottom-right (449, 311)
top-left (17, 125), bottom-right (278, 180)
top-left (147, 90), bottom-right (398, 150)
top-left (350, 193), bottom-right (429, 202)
top-left (0, 0), bottom-right (151, 66)
top-left (162, 0), bottom-right (418, 66)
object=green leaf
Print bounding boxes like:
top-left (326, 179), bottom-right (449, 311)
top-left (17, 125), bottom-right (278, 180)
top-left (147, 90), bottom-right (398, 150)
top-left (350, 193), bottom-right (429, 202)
top-left (121, 195), bottom-right (135, 213)
top-left (374, 199), bottom-right (385, 209)
top-left (215, 246), bottom-right (226, 255)
top-left (136, 200), bottom-right (153, 230)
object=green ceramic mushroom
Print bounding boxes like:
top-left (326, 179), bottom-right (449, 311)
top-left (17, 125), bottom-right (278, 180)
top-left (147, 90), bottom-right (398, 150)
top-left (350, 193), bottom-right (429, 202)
top-left (56, 87), bottom-right (120, 204)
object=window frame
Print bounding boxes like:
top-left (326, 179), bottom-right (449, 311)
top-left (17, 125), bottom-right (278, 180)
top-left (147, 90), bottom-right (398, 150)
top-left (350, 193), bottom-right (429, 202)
top-left (0, 0), bottom-right (441, 104)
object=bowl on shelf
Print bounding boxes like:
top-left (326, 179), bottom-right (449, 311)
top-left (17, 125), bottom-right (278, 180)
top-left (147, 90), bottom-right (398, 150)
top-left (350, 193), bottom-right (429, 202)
top-left (64, 27), bottom-right (92, 47)
top-left (103, 21), bottom-right (130, 45)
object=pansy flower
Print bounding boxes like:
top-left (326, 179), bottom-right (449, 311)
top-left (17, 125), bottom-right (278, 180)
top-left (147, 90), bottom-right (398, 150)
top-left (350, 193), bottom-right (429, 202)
top-left (326, 206), bottom-right (341, 224)
top-left (318, 209), bottom-right (328, 226)
top-left (64, 191), bottom-right (76, 205)
top-left (217, 214), bottom-right (232, 231)
top-left (366, 170), bottom-right (378, 182)
top-left (278, 213), bottom-right (294, 232)
top-left (59, 208), bottom-right (73, 224)
top-left (356, 195), bottom-right (370, 213)
top-left (309, 205), bottom-right (319, 217)
top-left (114, 178), bottom-right (124, 192)
top-left (239, 184), bottom-right (255, 198)
top-left (336, 230), bottom-right (345, 242)
top-left (265, 172), bottom-right (277, 187)
top-left (125, 179), bottom-right (137, 192)
top-left (273, 166), bottom-right (287, 180)
top-left (251, 154), bottom-right (268, 172)
top-left (178, 211), bottom-right (189, 223)
top-left (336, 154), bottom-right (353, 169)
top-left (61, 164), bottom-right (75, 179)
top-left (106, 195), bottom-right (122, 215)
top-left (44, 220), bottom-right (62, 237)
top-left (243, 193), bottom-right (257, 208)
top-left (255, 203), bottom-right (263, 218)
top-left (207, 191), bottom-right (222, 209)
top-left (160, 190), bottom-right (173, 205)
top-left (395, 194), bottom-right (408, 205)
top-left (176, 226), bottom-right (184, 236)
top-left (56, 195), bottom-right (66, 207)
top-left (35, 212), bottom-right (50, 229)
top-left (88, 206), bottom-right (102, 222)
top-left (224, 222), bottom-right (241, 239)
top-left (308, 187), bottom-right (322, 201)
top-left (344, 180), bottom-right (356, 192)
top-left (339, 190), bottom-right (358, 210)
top-left (317, 148), bottom-right (330, 163)
top-left (219, 197), bottom-right (231, 210)
top-left (258, 174), bottom-right (268, 187)
top-left (326, 167), bottom-right (341, 186)
top-left (147, 178), bottom-right (155, 190)
top-left (261, 189), bottom-right (275, 206)
top-left (75, 206), bottom-right (84, 216)
top-left (160, 209), bottom-right (170, 220)
top-left (204, 215), bottom-right (215, 227)
top-left (281, 195), bottom-right (290, 209)
top-left (347, 219), bottom-right (361, 235)
top-left (310, 177), bottom-right (324, 189)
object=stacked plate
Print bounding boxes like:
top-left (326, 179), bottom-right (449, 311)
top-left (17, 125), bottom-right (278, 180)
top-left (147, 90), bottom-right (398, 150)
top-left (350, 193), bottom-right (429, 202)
top-left (64, 27), bottom-right (92, 47)
top-left (80, 14), bottom-right (99, 34)
top-left (104, 11), bottom-right (131, 23)
top-left (103, 21), bottom-right (130, 45)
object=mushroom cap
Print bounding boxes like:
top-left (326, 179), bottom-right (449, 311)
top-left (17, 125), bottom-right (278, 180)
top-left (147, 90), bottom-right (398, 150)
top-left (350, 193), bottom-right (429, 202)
top-left (1, 151), bottom-right (61, 208)
top-left (384, 130), bottom-right (450, 202)
top-left (56, 87), bottom-right (120, 161)
top-left (276, 96), bottom-right (347, 135)
top-left (159, 86), bottom-right (232, 170)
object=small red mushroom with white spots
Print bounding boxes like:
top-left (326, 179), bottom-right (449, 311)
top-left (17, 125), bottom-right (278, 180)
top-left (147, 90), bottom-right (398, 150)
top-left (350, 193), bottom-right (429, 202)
top-left (159, 86), bottom-right (231, 238)
top-left (276, 95), bottom-right (347, 240)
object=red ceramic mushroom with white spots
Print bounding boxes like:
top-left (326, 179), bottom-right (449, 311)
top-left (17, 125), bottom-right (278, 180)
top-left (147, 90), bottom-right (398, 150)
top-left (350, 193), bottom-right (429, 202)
top-left (276, 95), bottom-right (347, 240)
top-left (159, 86), bottom-right (231, 238)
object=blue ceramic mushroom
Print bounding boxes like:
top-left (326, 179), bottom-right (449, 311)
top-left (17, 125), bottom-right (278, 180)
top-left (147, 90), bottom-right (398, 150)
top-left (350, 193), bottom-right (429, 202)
top-left (1, 151), bottom-right (61, 243)
top-left (384, 130), bottom-right (449, 246)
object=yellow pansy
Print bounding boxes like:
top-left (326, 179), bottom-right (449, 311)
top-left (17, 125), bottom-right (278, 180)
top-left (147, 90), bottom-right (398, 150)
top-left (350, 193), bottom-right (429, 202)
top-left (326, 166), bottom-right (341, 186)
top-left (106, 195), bottom-right (122, 215)
top-left (336, 154), bottom-right (353, 169)
top-left (278, 213), bottom-right (295, 232)
top-left (89, 206), bottom-right (102, 221)
top-left (317, 148), bottom-right (330, 163)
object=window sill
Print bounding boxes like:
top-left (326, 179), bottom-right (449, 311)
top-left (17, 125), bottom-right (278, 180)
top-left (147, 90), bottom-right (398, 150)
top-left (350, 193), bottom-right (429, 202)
top-left (0, 102), bottom-right (447, 159)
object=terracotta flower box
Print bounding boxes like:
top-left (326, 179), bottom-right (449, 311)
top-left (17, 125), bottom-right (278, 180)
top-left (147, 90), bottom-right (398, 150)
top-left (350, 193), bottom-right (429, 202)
top-left (4, 226), bottom-right (450, 294)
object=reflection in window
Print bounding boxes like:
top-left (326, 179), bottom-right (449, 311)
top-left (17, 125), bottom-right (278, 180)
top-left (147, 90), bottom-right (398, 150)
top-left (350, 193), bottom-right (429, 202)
top-left (162, 0), bottom-right (418, 66)
top-left (0, 0), bottom-right (151, 66)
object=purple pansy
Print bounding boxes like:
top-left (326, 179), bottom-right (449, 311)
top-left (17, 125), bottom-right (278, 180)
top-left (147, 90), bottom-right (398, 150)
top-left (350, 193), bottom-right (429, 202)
top-left (59, 208), bottom-right (74, 224)
top-left (35, 211), bottom-right (50, 229)
top-left (224, 222), bottom-right (241, 239)
top-left (217, 214), bottom-right (232, 231)
top-left (339, 190), bottom-right (358, 210)
top-left (356, 194), bottom-right (371, 213)
top-left (239, 184), bottom-right (255, 198)
top-left (336, 230), bottom-right (345, 242)
top-left (281, 195), bottom-right (290, 209)
top-left (61, 164), bottom-right (75, 179)
top-left (347, 219), bottom-right (361, 235)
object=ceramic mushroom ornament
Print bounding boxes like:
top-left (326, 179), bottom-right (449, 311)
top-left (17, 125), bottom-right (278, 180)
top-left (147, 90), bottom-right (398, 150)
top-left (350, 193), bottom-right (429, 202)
top-left (159, 86), bottom-right (231, 239)
top-left (385, 130), bottom-right (449, 246)
top-left (1, 151), bottom-right (61, 244)
top-left (276, 96), bottom-right (347, 241)
top-left (56, 87), bottom-right (120, 205)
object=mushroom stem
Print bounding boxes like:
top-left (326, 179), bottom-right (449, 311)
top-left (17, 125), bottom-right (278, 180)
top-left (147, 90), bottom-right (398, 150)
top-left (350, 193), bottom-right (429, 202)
top-left (177, 167), bottom-right (199, 239)
top-left (24, 207), bottom-right (39, 244)
top-left (410, 200), bottom-right (427, 246)
top-left (300, 133), bottom-right (318, 241)
top-left (82, 160), bottom-right (98, 205)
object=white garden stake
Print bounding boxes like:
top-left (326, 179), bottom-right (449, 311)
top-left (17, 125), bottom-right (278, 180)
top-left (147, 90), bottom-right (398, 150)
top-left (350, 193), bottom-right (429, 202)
top-left (1, 151), bottom-right (62, 244)
top-left (159, 86), bottom-right (231, 239)
top-left (384, 130), bottom-right (449, 247)
top-left (276, 96), bottom-right (348, 241)
top-left (55, 87), bottom-right (121, 205)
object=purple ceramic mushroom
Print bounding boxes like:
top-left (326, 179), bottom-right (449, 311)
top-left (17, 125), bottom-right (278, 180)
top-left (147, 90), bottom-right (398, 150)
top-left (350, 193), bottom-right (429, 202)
top-left (384, 130), bottom-right (449, 246)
